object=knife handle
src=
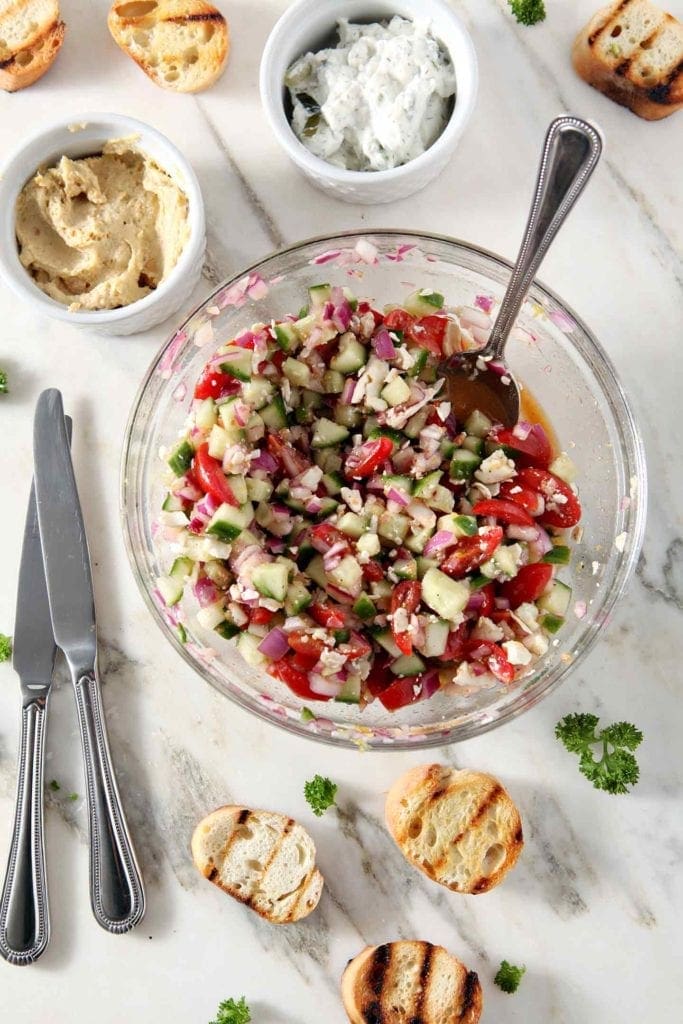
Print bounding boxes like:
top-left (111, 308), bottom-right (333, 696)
top-left (0, 697), bottom-right (50, 965)
top-left (74, 672), bottom-right (145, 933)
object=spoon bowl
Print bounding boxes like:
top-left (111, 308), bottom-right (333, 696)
top-left (444, 115), bottom-right (603, 427)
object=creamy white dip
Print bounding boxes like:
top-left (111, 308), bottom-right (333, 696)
top-left (285, 17), bottom-right (456, 172)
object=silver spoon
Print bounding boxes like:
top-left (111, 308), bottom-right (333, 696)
top-left (444, 115), bottom-right (603, 428)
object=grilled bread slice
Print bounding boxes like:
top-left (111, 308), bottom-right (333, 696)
top-left (573, 0), bottom-right (683, 120)
top-left (342, 941), bottom-right (483, 1024)
top-left (108, 0), bottom-right (229, 93)
top-left (191, 805), bottom-right (324, 923)
top-left (385, 765), bottom-right (523, 895)
top-left (0, 0), bottom-right (65, 92)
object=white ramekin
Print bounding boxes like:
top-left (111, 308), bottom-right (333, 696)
top-left (0, 113), bottom-right (206, 336)
top-left (260, 0), bottom-right (478, 205)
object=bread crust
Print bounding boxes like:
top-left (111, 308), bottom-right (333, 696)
top-left (573, 1), bottom-right (683, 120)
top-left (108, 0), bottom-right (229, 93)
top-left (385, 765), bottom-right (523, 894)
top-left (0, 18), bottom-right (65, 92)
top-left (191, 804), bottom-right (323, 924)
top-left (341, 941), bottom-right (483, 1024)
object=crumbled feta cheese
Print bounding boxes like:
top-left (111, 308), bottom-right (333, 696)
top-left (319, 648), bottom-right (348, 675)
top-left (341, 487), bottom-right (363, 513)
top-left (472, 617), bottom-right (505, 642)
top-left (356, 532), bottom-right (380, 556)
top-left (394, 345), bottom-right (416, 371)
top-left (222, 444), bottom-right (252, 475)
top-left (523, 633), bottom-right (549, 657)
top-left (391, 607), bottom-right (410, 634)
top-left (437, 401), bottom-right (451, 421)
top-left (503, 640), bottom-right (532, 666)
top-left (475, 449), bottom-right (517, 484)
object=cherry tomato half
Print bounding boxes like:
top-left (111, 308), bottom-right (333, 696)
top-left (344, 436), bottom-right (394, 479)
top-left (464, 639), bottom-right (515, 684)
top-left (310, 523), bottom-right (351, 554)
top-left (378, 674), bottom-right (424, 711)
top-left (471, 498), bottom-right (535, 527)
top-left (499, 481), bottom-right (545, 517)
top-left (194, 444), bottom-right (239, 507)
top-left (362, 559), bottom-right (384, 583)
top-left (441, 526), bottom-right (503, 579)
top-left (249, 607), bottom-right (276, 626)
top-left (267, 657), bottom-right (332, 701)
top-left (491, 425), bottom-right (552, 468)
top-left (516, 467), bottom-right (582, 529)
top-left (390, 581), bottom-right (422, 656)
top-left (193, 367), bottom-right (240, 401)
top-left (266, 433), bottom-right (310, 477)
top-left (499, 563), bottom-right (554, 608)
top-left (340, 631), bottom-right (372, 661)
top-left (407, 315), bottom-right (450, 356)
top-left (310, 603), bottom-right (346, 630)
top-left (383, 308), bottom-right (417, 334)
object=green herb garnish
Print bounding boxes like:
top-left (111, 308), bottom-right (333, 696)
top-left (495, 960), bottom-right (526, 993)
top-left (0, 633), bottom-right (12, 662)
top-left (508, 0), bottom-right (546, 26)
top-left (555, 713), bottom-right (643, 794)
top-left (304, 774), bottom-right (338, 816)
top-left (209, 997), bottom-right (251, 1024)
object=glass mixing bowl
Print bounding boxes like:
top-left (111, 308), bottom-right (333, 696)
top-left (121, 231), bottom-right (646, 749)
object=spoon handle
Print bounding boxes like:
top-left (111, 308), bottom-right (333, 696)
top-left (488, 116), bottom-right (603, 359)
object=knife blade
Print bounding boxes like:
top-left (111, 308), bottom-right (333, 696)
top-left (0, 416), bottom-right (71, 965)
top-left (32, 389), bottom-right (145, 933)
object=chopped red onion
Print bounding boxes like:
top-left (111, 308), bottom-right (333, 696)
top-left (474, 294), bottom-right (495, 314)
top-left (387, 487), bottom-right (409, 507)
top-left (257, 627), bottom-right (290, 660)
top-left (424, 530), bottom-right (457, 556)
top-left (251, 450), bottom-right (278, 473)
top-left (312, 249), bottom-right (342, 265)
top-left (494, 597), bottom-right (510, 610)
top-left (574, 600), bottom-right (587, 619)
top-left (373, 328), bottom-right (396, 360)
top-left (466, 591), bottom-right (486, 612)
top-left (305, 496), bottom-right (323, 515)
top-left (193, 578), bottom-right (218, 608)
top-left (308, 673), bottom-right (343, 697)
top-left (419, 669), bottom-right (441, 699)
top-left (487, 360), bottom-right (507, 377)
top-left (366, 475), bottom-right (385, 492)
top-left (322, 300), bottom-right (334, 320)
top-left (340, 378), bottom-right (356, 405)
top-left (528, 526), bottom-right (553, 562)
top-left (512, 421), bottom-right (533, 441)
top-left (507, 524), bottom-right (539, 543)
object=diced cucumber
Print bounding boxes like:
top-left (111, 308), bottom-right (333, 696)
top-left (315, 448), bottom-right (343, 473)
top-left (422, 568), bottom-right (470, 622)
top-left (391, 653), bottom-right (426, 676)
top-left (353, 593), bottom-right (375, 620)
top-left (437, 513), bottom-right (478, 537)
top-left (337, 512), bottom-right (366, 538)
top-left (424, 485), bottom-right (454, 514)
top-left (227, 475), bottom-right (249, 505)
top-left (381, 376), bottom-right (411, 407)
top-left (334, 628), bottom-right (350, 644)
top-left (162, 492), bottom-right (184, 512)
top-left (362, 415), bottom-right (380, 438)
top-left (322, 370), bottom-right (345, 394)
top-left (370, 578), bottom-right (393, 600)
top-left (469, 572), bottom-right (492, 590)
top-left (305, 555), bottom-right (327, 589)
top-left (356, 534), bottom-right (380, 557)
top-left (208, 424), bottom-right (228, 459)
top-left (215, 620), bottom-right (240, 640)
top-left (541, 613), bottom-right (565, 634)
top-left (219, 347), bottom-right (252, 382)
top-left (242, 378), bottom-right (274, 409)
top-left (170, 556), bottom-right (193, 581)
top-left (335, 675), bottom-right (361, 704)
top-left (252, 562), bottom-right (289, 602)
top-left (245, 412), bottom-right (265, 443)
top-left (413, 470), bottom-right (442, 500)
top-left (407, 348), bottom-right (429, 378)
top-left (168, 439), bottom-right (194, 476)
top-left (462, 435), bottom-right (485, 456)
top-left (335, 404), bottom-right (363, 429)
top-left (404, 523), bottom-right (435, 554)
top-left (537, 580), bottom-right (572, 617)
top-left (308, 282), bottom-right (331, 309)
top-left (493, 544), bottom-right (521, 578)
top-left (378, 512), bottom-right (410, 545)
top-left (374, 629), bottom-right (402, 658)
top-left (450, 449), bottom-right (481, 480)
top-left (236, 631), bottom-right (267, 667)
top-left (312, 497), bottom-right (339, 520)
top-left (327, 555), bottom-right (363, 598)
top-left (302, 389), bottom-right (323, 410)
top-left (196, 602), bottom-right (226, 630)
top-left (440, 438), bottom-right (457, 459)
top-left (464, 410), bottom-right (493, 437)
top-left (195, 397), bottom-right (218, 430)
top-left (274, 322), bottom-right (300, 353)
top-left (416, 556), bottom-right (439, 578)
top-left (285, 579), bottom-right (312, 615)
top-left (246, 477), bottom-right (273, 503)
top-left (542, 545), bottom-right (571, 566)
top-left (394, 556), bottom-right (417, 580)
top-left (330, 335), bottom-right (367, 374)
top-left (260, 393), bottom-right (288, 430)
top-left (549, 453), bottom-right (577, 484)
top-left (403, 406), bottom-right (429, 437)
top-left (283, 357), bottom-right (311, 388)
top-left (369, 427), bottom-right (405, 448)
top-left (421, 619), bottom-right (449, 658)
top-left (322, 471), bottom-right (344, 496)
top-left (156, 575), bottom-right (184, 607)
top-left (312, 417), bottom-right (350, 448)
top-left (382, 474), bottom-right (413, 495)
top-left (404, 289), bottom-right (445, 316)
top-left (206, 502), bottom-right (253, 542)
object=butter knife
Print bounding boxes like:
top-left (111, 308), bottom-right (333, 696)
top-left (0, 418), bottom-right (71, 965)
top-left (33, 390), bottom-right (145, 933)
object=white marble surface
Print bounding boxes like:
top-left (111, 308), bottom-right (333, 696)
top-left (1, 0), bottom-right (682, 1020)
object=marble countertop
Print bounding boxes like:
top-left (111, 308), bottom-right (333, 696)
top-left (1, 0), bottom-right (682, 1020)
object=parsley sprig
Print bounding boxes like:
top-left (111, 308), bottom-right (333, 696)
top-left (209, 997), bottom-right (251, 1024)
top-left (0, 633), bottom-right (12, 662)
top-left (304, 775), bottom-right (338, 816)
top-left (555, 713), bottom-right (643, 794)
top-left (495, 960), bottom-right (526, 993)
top-left (0, 370), bottom-right (7, 395)
top-left (508, 0), bottom-right (546, 26)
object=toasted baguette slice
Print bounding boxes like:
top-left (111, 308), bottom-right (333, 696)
top-left (385, 765), bottom-right (523, 895)
top-left (573, 0), bottom-right (683, 120)
top-left (108, 0), bottom-right (229, 93)
top-left (191, 805), bottom-right (323, 923)
top-left (0, 0), bottom-right (65, 92)
top-left (342, 941), bottom-right (482, 1024)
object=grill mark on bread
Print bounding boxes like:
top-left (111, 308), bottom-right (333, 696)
top-left (207, 865), bottom-right (218, 882)
top-left (237, 808), bottom-right (251, 825)
top-left (588, 0), bottom-right (633, 45)
top-left (430, 783), bottom-right (503, 873)
top-left (368, 944), bottom-right (392, 996)
top-left (459, 971), bottom-right (480, 1020)
top-left (410, 942), bottom-right (433, 1023)
top-left (167, 11), bottom-right (224, 22)
top-left (648, 58), bottom-right (683, 100)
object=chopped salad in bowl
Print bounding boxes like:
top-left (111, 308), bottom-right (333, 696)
top-left (123, 231), bottom-right (645, 748)
top-left (155, 283), bottom-right (582, 713)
